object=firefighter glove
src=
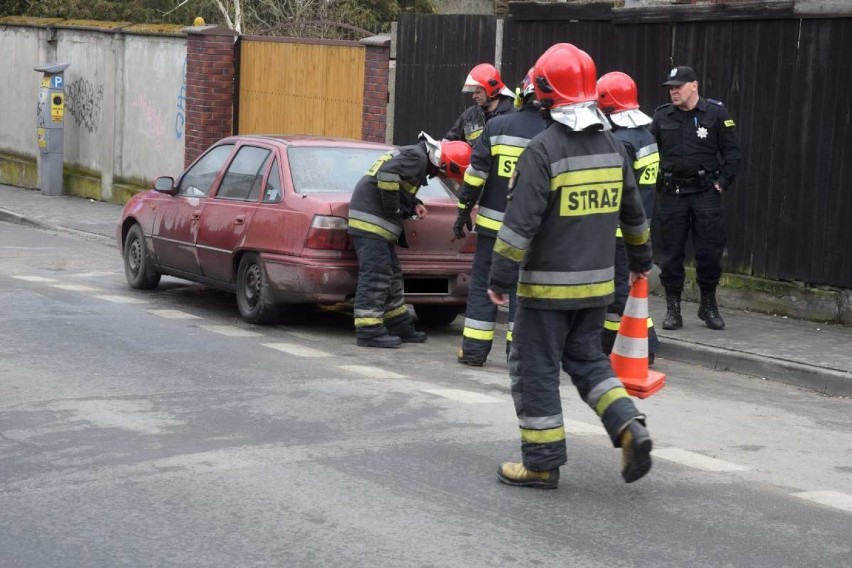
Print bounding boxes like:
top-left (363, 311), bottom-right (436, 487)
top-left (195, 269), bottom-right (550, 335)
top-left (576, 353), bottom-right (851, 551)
top-left (453, 208), bottom-right (473, 239)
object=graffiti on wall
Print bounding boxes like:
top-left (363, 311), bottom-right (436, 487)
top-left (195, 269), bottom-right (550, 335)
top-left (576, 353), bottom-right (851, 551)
top-left (65, 77), bottom-right (104, 133)
top-left (131, 93), bottom-right (169, 156)
top-left (175, 56), bottom-right (187, 139)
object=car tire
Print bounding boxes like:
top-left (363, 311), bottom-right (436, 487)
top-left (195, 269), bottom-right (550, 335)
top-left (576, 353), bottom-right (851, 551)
top-left (236, 252), bottom-right (278, 324)
top-left (123, 223), bottom-right (161, 289)
top-left (413, 304), bottom-right (461, 327)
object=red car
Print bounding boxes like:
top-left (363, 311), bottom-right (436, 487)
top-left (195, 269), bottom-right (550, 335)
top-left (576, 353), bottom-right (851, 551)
top-left (116, 135), bottom-right (475, 325)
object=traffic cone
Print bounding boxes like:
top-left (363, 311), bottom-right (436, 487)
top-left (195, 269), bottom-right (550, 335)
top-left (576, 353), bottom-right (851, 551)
top-left (610, 277), bottom-right (666, 398)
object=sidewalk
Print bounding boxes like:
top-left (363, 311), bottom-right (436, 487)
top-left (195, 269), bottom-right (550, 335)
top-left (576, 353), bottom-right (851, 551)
top-left (2, 183), bottom-right (851, 396)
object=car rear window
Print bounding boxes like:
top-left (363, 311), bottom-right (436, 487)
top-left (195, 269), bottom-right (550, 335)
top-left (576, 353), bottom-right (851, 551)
top-left (287, 147), bottom-right (452, 198)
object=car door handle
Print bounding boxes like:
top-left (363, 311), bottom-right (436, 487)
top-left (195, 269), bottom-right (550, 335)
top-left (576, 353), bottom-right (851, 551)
top-left (191, 210), bottom-right (201, 220)
top-left (234, 215), bottom-right (245, 225)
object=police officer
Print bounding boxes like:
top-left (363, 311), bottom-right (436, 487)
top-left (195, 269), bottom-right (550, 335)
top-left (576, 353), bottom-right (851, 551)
top-left (652, 66), bottom-right (741, 330)
top-left (445, 63), bottom-right (516, 146)
top-left (597, 71), bottom-right (661, 363)
top-left (348, 134), bottom-right (471, 348)
top-left (453, 68), bottom-right (547, 367)
top-left (489, 44), bottom-right (654, 489)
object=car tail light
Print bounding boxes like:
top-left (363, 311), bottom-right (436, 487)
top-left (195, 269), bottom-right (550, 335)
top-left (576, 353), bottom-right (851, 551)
top-left (460, 232), bottom-right (477, 254)
top-left (305, 215), bottom-right (352, 250)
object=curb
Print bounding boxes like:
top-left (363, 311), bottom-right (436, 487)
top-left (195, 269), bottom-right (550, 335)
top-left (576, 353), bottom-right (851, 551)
top-left (657, 338), bottom-right (852, 397)
top-left (0, 207), bottom-right (115, 247)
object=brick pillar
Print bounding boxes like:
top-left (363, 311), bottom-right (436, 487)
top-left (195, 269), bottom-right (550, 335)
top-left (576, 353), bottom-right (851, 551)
top-left (360, 35), bottom-right (391, 144)
top-left (183, 25), bottom-right (238, 168)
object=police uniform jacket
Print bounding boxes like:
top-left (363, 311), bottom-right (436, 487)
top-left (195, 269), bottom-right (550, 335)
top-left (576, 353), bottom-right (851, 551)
top-left (489, 123), bottom-right (653, 311)
top-left (651, 97), bottom-right (741, 193)
top-left (445, 96), bottom-right (516, 145)
top-left (458, 104), bottom-right (548, 238)
top-left (347, 142), bottom-right (428, 245)
top-left (611, 125), bottom-right (659, 219)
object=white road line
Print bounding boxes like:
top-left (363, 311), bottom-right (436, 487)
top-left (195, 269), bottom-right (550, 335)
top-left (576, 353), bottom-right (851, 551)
top-left (792, 491), bottom-right (852, 514)
top-left (564, 419), bottom-right (607, 436)
top-left (338, 365), bottom-right (406, 380)
top-left (50, 284), bottom-right (100, 292)
top-left (653, 448), bottom-right (751, 472)
top-left (421, 389), bottom-right (502, 403)
top-left (147, 309), bottom-right (201, 320)
top-left (263, 343), bottom-right (331, 357)
top-left (96, 295), bottom-right (150, 304)
top-left (73, 271), bottom-right (119, 278)
top-left (198, 325), bottom-right (262, 338)
top-left (13, 275), bottom-right (57, 283)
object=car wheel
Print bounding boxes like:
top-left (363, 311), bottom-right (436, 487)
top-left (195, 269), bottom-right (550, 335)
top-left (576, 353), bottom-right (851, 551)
top-left (123, 223), bottom-right (161, 289)
top-left (413, 304), bottom-right (461, 327)
top-left (236, 252), bottom-right (278, 324)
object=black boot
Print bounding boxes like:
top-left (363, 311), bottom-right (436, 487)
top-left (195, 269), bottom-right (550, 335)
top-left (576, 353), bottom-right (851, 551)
top-left (356, 334), bottom-right (402, 348)
top-left (698, 291), bottom-right (725, 330)
top-left (662, 294), bottom-right (683, 330)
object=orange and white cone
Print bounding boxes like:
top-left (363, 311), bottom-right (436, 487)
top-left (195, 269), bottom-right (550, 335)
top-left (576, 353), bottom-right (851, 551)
top-left (610, 277), bottom-right (666, 398)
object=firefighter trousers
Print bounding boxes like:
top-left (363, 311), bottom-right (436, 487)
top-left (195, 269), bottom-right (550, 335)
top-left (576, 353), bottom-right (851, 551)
top-left (352, 235), bottom-right (417, 339)
top-left (602, 236), bottom-right (659, 355)
top-left (656, 188), bottom-right (726, 294)
top-left (461, 234), bottom-right (518, 363)
top-left (509, 305), bottom-right (644, 471)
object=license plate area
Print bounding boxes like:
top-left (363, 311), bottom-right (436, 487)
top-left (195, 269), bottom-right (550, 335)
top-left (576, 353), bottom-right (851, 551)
top-left (404, 277), bottom-right (450, 295)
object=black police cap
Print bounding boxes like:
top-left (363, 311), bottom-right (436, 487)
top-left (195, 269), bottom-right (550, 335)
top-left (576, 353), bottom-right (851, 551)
top-left (662, 66), bottom-right (698, 86)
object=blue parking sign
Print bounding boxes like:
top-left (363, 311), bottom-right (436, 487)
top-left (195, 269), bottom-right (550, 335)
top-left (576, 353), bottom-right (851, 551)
top-left (51, 75), bottom-right (64, 89)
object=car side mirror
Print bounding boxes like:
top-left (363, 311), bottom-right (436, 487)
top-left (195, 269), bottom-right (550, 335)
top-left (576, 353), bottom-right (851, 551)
top-left (153, 176), bottom-right (176, 194)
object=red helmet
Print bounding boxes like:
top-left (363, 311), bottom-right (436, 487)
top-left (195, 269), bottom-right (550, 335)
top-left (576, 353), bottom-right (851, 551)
top-left (436, 141), bottom-right (472, 181)
top-left (532, 43), bottom-right (598, 109)
top-left (520, 66), bottom-right (536, 98)
top-left (597, 71), bottom-right (640, 114)
top-left (462, 63), bottom-right (506, 99)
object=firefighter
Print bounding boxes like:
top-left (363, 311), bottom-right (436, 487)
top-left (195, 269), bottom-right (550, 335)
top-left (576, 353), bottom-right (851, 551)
top-left (453, 68), bottom-right (547, 366)
top-left (597, 71), bottom-right (661, 363)
top-left (445, 63), bottom-right (516, 146)
top-left (488, 44), bottom-right (654, 489)
top-left (348, 133), bottom-right (471, 348)
top-left (652, 66), bottom-right (741, 330)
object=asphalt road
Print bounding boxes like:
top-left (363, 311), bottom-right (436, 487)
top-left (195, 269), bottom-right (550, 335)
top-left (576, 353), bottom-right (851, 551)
top-left (1, 221), bottom-right (850, 567)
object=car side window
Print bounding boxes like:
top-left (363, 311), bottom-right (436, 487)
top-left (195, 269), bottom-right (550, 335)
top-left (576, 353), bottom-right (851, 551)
top-left (216, 146), bottom-right (272, 201)
top-left (177, 144), bottom-right (235, 197)
top-left (262, 158), bottom-right (282, 203)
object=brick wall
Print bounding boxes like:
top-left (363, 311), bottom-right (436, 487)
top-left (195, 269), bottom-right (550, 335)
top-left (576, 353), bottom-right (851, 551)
top-left (184, 26), bottom-right (238, 168)
top-left (360, 36), bottom-right (391, 143)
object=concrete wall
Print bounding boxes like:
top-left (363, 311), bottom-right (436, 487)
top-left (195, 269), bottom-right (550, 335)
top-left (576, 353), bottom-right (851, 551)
top-left (0, 20), bottom-right (186, 202)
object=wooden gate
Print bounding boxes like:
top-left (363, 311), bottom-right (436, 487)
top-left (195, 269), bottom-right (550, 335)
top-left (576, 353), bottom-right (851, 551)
top-left (237, 37), bottom-right (365, 139)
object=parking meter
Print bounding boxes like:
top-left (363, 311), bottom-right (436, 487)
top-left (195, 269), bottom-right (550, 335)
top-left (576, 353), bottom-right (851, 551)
top-left (34, 63), bottom-right (70, 196)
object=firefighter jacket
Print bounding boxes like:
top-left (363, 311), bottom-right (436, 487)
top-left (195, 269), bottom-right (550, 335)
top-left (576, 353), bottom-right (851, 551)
top-left (348, 142), bottom-right (428, 246)
top-left (458, 104), bottom-right (548, 238)
top-left (650, 97), bottom-right (741, 194)
top-left (445, 96), bottom-right (516, 145)
top-left (611, 125), bottom-right (659, 220)
top-left (489, 122), bottom-right (653, 311)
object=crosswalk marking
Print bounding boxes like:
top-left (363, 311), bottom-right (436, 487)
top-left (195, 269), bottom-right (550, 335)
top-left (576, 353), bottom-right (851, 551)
top-left (338, 365), bottom-right (406, 380)
top-left (147, 309), bottom-right (201, 320)
top-left (653, 448), bottom-right (750, 472)
top-left (51, 284), bottom-right (100, 292)
top-left (96, 295), bottom-right (149, 304)
top-left (73, 271), bottom-right (118, 278)
top-left (263, 343), bottom-right (331, 357)
top-left (564, 419), bottom-right (607, 436)
top-left (421, 389), bottom-right (502, 403)
top-left (792, 491), bottom-right (852, 514)
top-left (13, 275), bottom-right (57, 283)
top-left (200, 325), bottom-right (263, 338)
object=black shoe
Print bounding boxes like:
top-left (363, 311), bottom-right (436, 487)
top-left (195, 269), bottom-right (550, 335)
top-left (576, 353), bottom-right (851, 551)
top-left (399, 330), bottom-right (427, 343)
top-left (698, 294), bottom-right (725, 330)
top-left (662, 295), bottom-right (683, 330)
top-left (497, 462), bottom-right (559, 489)
top-left (620, 420), bottom-right (653, 483)
top-left (356, 334), bottom-right (402, 348)
top-left (457, 349), bottom-right (485, 367)
top-left (648, 353), bottom-right (656, 367)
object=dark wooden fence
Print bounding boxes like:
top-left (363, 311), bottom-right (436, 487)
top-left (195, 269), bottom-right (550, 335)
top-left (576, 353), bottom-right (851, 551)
top-left (394, 3), bottom-right (852, 289)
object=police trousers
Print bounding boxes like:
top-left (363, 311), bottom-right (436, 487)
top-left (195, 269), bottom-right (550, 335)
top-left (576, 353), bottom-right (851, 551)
top-left (509, 305), bottom-right (644, 471)
top-left (461, 234), bottom-right (518, 362)
top-left (352, 235), bottom-right (416, 339)
top-left (602, 236), bottom-right (659, 355)
top-left (656, 188), bottom-right (726, 294)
